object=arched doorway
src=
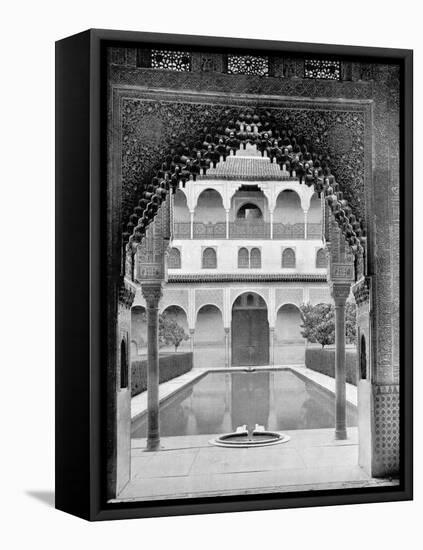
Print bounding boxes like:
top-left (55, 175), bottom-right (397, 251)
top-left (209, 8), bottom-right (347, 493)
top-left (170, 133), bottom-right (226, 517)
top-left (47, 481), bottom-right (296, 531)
top-left (276, 303), bottom-right (303, 343)
top-left (230, 186), bottom-right (270, 239)
top-left (195, 304), bottom-right (225, 369)
top-left (231, 292), bottom-right (269, 366)
top-left (173, 189), bottom-right (190, 239)
top-left (194, 188), bottom-right (226, 238)
top-left (274, 189), bottom-right (304, 239)
top-left (275, 303), bottom-right (304, 365)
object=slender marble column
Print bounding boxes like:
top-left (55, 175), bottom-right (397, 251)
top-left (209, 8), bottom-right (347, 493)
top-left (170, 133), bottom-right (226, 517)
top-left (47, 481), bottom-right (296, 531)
top-left (225, 210), bottom-right (230, 239)
top-left (270, 210), bottom-right (274, 240)
top-left (224, 327), bottom-right (231, 367)
top-left (189, 328), bottom-right (195, 352)
top-left (303, 210), bottom-right (308, 239)
top-left (331, 283), bottom-right (351, 440)
top-left (269, 327), bottom-right (275, 366)
top-left (189, 211), bottom-right (194, 240)
top-left (141, 282), bottom-right (163, 451)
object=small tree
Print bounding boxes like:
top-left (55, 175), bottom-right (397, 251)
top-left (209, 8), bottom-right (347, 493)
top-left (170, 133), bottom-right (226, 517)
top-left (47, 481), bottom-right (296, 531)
top-left (159, 312), bottom-right (189, 352)
top-left (345, 302), bottom-right (357, 345)
top-left (140, 312), bottom-right (189, 352)
top-left (300, 302), bottom-right (357, 348)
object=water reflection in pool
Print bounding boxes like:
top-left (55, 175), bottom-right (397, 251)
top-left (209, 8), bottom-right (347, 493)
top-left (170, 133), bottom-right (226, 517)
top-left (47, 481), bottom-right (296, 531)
top-left (131, 370), bottom-right (357, 438)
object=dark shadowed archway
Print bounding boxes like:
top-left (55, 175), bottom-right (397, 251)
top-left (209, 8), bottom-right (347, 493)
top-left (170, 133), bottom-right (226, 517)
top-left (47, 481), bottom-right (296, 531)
top-left (231, 292), bottom-right (269, 366)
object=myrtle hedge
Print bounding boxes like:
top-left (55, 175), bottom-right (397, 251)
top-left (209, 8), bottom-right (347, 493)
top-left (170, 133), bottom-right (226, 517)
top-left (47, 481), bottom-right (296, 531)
top-left (305, 348), bottom-right (357, 386)
top-left (131, 352), bottom-right (193, 397)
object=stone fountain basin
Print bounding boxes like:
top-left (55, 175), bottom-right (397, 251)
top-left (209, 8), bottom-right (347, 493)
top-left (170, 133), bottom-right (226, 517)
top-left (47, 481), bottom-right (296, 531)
top-left (210, 429), bottom-right (290, 448)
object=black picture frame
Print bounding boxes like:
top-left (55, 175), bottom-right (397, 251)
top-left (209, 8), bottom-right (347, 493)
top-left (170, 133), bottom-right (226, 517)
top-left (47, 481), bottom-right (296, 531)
top-left (55, 29), bottom-right (413, 521)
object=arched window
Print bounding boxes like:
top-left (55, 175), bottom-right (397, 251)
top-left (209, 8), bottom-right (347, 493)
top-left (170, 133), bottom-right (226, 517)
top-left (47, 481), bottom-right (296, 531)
top-left (202, 247), bottom-right (217, 268)
top-left (237, 203), bottom-right (263, 219)
top-left (360, 334), bottom-right (367, 380)
top-left (120, 339), bottom-right (128, 389)
top-left (168, 247), bottom-right (181, 269)
top-left (238, 247), bottom-right (249, 268)
top-left (250, 247), bottom-right (261, 268)
top-left (316, 248), bottom-right (327, 268)
top-left (282, 248), bottom-right (296, 268)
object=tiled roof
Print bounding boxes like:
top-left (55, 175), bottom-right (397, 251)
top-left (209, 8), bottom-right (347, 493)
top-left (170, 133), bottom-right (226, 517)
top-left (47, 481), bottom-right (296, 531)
top-left (199, 143), bottom-right (293, 181)
top-left (168, 273), bottom-right (328, 283)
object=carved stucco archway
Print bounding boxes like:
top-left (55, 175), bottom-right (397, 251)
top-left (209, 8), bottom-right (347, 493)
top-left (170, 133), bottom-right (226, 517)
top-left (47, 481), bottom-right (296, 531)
top-left (112, 99), bottom-right (393, 499)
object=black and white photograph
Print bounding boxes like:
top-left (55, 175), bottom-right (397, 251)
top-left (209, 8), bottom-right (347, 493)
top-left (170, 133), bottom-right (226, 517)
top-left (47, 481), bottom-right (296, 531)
top-left (2, 0), bottom-right (420, 544)
top-left (104, 39), bottom-right (407, 504)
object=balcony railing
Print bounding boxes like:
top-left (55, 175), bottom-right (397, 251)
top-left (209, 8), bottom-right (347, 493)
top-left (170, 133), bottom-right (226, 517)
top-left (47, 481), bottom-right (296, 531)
top-left (173, 221), bottom-right (322, 240)
top-left (273, 223), bottom-right (304, 239)
top-left (229, 221), bottom-right (271, 239)
top-left (194, 222), bottom-right (226, 239)
top-left (173, 222), bottom-right (191, 239)
top-left (307, 223), bottom-right (323, 239)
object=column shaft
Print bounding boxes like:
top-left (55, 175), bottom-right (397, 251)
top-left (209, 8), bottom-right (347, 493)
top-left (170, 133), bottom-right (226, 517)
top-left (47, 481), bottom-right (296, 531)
top-left (189, 328), bottom-right (195, 352)
top-left (334, 296), bottom-right (348, 440)
top-left (190, 211), bottom-right (194, 240)
top-left (142, 283), bottom-right (163, 451)
top-left (225, 327), bottom-right (231, 367)
top-left (225, 210), bottom-right (230, 239)
top-left (269, 327), bottom-right (275, 366)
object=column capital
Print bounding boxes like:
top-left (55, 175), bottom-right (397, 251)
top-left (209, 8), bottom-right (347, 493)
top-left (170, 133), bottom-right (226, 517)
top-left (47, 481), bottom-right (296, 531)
top-left (351, 276), bottom-right (372, 306)
top-left (141, 282), bottom-right (163, 308)
top-left (330, 282), bottom-right (351, 305)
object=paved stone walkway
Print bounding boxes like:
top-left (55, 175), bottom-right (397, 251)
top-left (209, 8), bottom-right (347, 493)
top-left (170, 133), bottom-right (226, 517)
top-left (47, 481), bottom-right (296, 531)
top-left (116, 427), bottom-right (397, 501)
top-left (125, 363), bottom-right (368, 502)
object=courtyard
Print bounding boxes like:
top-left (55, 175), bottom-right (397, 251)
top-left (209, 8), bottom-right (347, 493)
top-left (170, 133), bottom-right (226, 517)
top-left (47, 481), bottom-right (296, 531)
top-left (116, 363), bottom-right (397, 501)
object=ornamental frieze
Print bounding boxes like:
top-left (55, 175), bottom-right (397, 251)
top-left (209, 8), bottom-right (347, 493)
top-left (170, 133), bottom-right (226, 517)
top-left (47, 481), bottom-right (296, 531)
top-left (120, 96), bottom-right (366, 226)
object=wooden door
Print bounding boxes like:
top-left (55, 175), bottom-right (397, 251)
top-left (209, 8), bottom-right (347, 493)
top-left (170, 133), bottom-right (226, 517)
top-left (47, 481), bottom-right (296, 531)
top-left (232, 309), bottom-right (269, 366)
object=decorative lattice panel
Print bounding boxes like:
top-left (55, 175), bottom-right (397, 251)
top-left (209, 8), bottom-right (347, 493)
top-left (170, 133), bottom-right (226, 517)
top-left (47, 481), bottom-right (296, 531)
top-left (304, 59), bottom-right (341, 80)
top-left (373, 385), bottom-right (400, 475)
top-left (160, 288), bottom-right (189, 313)
top-left (275, 288), bottom-right (304, 308)
top-left (195, 288), bottom-right (224, 313)
top-left (227, 54), bottom-right (269, 77)
top-left (309, 287), bottom-right (332, 305)
top-left (151, 49), bottom-right (191, 72)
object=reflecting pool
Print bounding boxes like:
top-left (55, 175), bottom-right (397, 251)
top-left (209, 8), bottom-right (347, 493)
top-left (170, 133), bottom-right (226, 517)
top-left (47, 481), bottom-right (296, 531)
top-left (131, 369), bottom-right (357, 438)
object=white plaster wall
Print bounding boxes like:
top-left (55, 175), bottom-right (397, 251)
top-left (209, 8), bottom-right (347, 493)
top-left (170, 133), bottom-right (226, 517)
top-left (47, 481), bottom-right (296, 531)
top-left (171, 238), bottom-right (327, 274)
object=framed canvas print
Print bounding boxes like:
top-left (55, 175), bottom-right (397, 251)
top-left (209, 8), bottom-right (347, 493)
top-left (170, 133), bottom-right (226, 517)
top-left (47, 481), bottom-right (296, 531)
top-left (55, 29), bottom-right (413, 521)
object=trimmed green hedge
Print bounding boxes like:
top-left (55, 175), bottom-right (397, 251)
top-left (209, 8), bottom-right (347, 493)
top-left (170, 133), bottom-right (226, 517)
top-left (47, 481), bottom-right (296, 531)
top-left (131, 352), bottom-right (193, 397)
top-left (305, 348), bottom-right (357, 386)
